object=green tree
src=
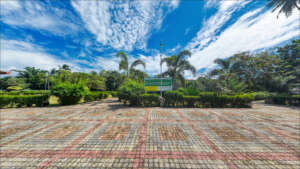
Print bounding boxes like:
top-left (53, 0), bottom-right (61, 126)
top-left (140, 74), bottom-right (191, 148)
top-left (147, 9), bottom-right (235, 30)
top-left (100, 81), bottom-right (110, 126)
top-left (87, 72), bottom-right (106, 91)
top-left (161, 50), bottom-right (196, 90)
top-left (59, 64), bottom-right (71, 71)
top-left (116, 51), bottom-right (146, 77)
top-left (268, 0), bottom-right (300, 17)
top-left (14, 67), bottom-right (47, 90)
top-left (100, 70), bottom-right (125, 91)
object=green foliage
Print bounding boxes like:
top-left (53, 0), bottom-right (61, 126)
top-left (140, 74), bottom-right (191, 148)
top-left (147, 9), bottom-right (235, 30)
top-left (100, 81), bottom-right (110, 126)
top-left (265, 94), bottom-right (300, 106)
top-left (140, 93), bottom-right (160, 107)
top-left (87, 75), bottom-right (106, 91)
top-left (84, 91), bottom-right (109, 102)
top-left (163, 91), bottom-right (254, 108)
top-left (116, 51), bottom-right (146, 77)
top-left (100, 70), bottom-right (125, 91)
top-left (0, 90), bottom-right (50, 95)
top-left (117, 80), bottom-right (145, 106)
top-left (51, 81), bottom-right (89, 105)
top-left (208, 40), bottom-right (300, 94)
top-left (15, 67), bottom-right (47, 90)
top-left (163, 91), bottom-right (184, 107)
top-left (0, 95), bottom-right (49, 108)
top-left (6, 86), bottom-right (23, 91)
top-left (250, 92), bottom-right (271, 100)
top-left (177, 88), bottom-right (199, 96)
top-left (161, 50), bottom-right (196, 89)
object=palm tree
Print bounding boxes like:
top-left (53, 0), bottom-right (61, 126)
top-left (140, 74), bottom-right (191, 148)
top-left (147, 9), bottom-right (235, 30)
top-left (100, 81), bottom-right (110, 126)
top-left (161, 50), bottom-right (196, 89)
top-left (209, 58), bottom-right (231, 81)
top-left (268, 0), bottom-right (300, 17)
top-left (209, 57), bottom-right (236, 91)
top-left (116, 51), bottom-right (146, 77)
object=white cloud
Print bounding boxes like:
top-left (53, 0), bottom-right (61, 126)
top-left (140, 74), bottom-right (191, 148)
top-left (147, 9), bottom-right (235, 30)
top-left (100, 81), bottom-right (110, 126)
top-left (187, 0), bottom-right (251, 52)
top-left (96, 56), bottom-right (120, 71)
top-left (0, 39), bottom-right (77, 71)
top-left (187, 4), bottom-right (300, 71)
top-left (139, 54), bottom-right (168, 76)
top-left (71, 1), bottom-right (179, 51)
top-left (0, 1), bottom-right (78, 35)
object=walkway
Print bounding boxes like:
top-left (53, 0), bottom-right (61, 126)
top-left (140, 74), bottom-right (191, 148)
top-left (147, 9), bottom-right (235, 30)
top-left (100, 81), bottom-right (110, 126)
top-left (0, 99), bottom-right (299, 168)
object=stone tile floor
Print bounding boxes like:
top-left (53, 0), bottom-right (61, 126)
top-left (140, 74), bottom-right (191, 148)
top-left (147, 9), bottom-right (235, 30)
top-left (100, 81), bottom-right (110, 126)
top-left (0, 99), bottom-right (299, 169)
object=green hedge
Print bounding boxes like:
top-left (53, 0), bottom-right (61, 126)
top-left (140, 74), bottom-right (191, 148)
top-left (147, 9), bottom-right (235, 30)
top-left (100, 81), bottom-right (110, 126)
top-left (118, 89), bottom-right (254, 108)
top-left (140, 94), bottom-right (160, 107)
top-left (51, 82), bottom-right (89, 105)
top-left (249, 92), bottom-right (270, 100)
top-left (84, 91), bottom-right (109, 102)
top-left (0, 94), bottom-right (50, 108)
top-left (173, 92), bottom-right (254, 108)
top-left (265, 94), bottom-right (300, 106)
top-left (0, 90), bottom-right (51, 95)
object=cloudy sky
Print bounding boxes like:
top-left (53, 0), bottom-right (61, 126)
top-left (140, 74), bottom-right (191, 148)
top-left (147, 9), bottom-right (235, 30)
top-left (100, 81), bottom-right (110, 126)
top-left (1, 0), bottom-right (299, 77)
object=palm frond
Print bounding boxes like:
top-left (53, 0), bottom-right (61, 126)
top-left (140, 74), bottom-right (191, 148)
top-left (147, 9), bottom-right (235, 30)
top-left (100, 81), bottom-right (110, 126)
top-left (130, 59), bottom-right (146, 70)
top-left (116, 51), bottom-right (128, 71)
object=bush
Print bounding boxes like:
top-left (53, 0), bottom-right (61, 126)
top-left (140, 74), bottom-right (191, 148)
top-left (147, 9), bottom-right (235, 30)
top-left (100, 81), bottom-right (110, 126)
top-left (250, 92), bottom-right (270, 100)
top-left (265, 94), bottom-right (300, 106)
top-left (84, 91), bottom-right (110, 102)
top-left (84, 92), bottom-right (103, 102)
top-left (163, 91), bottom-right (184, 107)
top-left (183, 96), bottom-right (199, 107)
top-left (51, 82), bottom-right (89, 105)
top-left (181, 93), bottom-right (253, 108)
top-left (0, 90), bottom-right (50, 95)
top-left (178, 88), bottom-right (199, 96)
top-left (140, 93), bottom-right (160, 107)
top-left (117, 80), bottom-right (145, 106)
top-left (7, 86), bottom-right (23, 91)
top-left (0, 95), bottom-right (49, 108)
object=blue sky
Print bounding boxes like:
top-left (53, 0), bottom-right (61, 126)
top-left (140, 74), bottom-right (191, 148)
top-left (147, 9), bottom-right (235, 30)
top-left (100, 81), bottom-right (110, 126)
top-left (1, 0), bottom-right (299, 78)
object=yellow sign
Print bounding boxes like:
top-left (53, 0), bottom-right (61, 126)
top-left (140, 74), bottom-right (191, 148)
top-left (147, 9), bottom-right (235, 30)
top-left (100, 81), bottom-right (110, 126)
top-left (145, 86), bottom-right (158, 91)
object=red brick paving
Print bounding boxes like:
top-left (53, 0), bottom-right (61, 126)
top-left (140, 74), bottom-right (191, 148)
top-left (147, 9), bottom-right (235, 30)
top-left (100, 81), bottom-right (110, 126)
top-left (0, 99), bottom-right (299, 168)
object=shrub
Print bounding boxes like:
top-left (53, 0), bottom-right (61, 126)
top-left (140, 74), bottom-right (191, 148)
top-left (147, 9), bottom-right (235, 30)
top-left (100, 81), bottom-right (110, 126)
top-left (265, 94), bottom-right (300, 106)
top-left (0, 95), bottom-right (49, 108)
top-left (0, 90), bottom-right (50, 95)
top-left (84, 92), bottom-right (103, 102)
top-left (163, 91), bottom-right (184, 107)
top-left (183, 96), bottom-right (199, 107)
top-left (178, 88), bottom-right (200, 96)
top-left (51, 82), bottom-right (89, 105)
top-left (6, 86), bottom-right (23, 91)
top-left (117, 80), bottom-right (145, 106)
top-left (140, 93), bottom-right (160, 107)
top-left (181, 93), bottom-right (253, 108)
top-left (250, 92), bottom-right (270, 100)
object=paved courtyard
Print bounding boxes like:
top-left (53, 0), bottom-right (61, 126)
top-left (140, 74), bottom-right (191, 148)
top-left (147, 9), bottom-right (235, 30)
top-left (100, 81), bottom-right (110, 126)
top-left (0, 98), bottom-right (299, 169)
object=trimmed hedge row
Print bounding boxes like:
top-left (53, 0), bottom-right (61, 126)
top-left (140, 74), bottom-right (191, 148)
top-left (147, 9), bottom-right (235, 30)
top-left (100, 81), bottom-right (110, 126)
top-left (0, 94), bottom-right (50, 108)
top-left (118, 90), bottom-right (254, 108)
top-left (265, 94), bottom-right (300, 106)
top-left (250, 92), bottom-right (270, 100)
top-left (0, 90), bottom-right (51, 95)
top-left (118, 93), bottom-right (160, 107)
top-left (164, 91), bottom-right (254, 108)
top-left (84, 92), bottom-right (109, 102)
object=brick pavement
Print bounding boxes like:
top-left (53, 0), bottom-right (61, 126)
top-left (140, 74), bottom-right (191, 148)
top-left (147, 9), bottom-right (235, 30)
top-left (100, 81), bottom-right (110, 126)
top-left (0, 99), bottom-right (299, 168)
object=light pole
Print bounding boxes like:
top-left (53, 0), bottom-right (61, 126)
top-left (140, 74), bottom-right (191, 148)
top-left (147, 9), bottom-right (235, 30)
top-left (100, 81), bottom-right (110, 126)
top-left (160, 40), bottom-right (163, 97)
top-left (160, 40), bottom-right (163, 106)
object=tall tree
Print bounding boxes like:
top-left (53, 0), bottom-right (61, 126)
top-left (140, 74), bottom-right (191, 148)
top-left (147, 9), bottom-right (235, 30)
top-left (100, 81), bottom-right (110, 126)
top-left (161, 50), bottom-right (196, 89)
top-left (116, 51), bottom-right (146, 77)
top-left (268, 0), bottom-right (300, 17)
top-left (14, 67), bottom-right (47, 90)
top-left (59, 64), bottom-right (71, 71)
